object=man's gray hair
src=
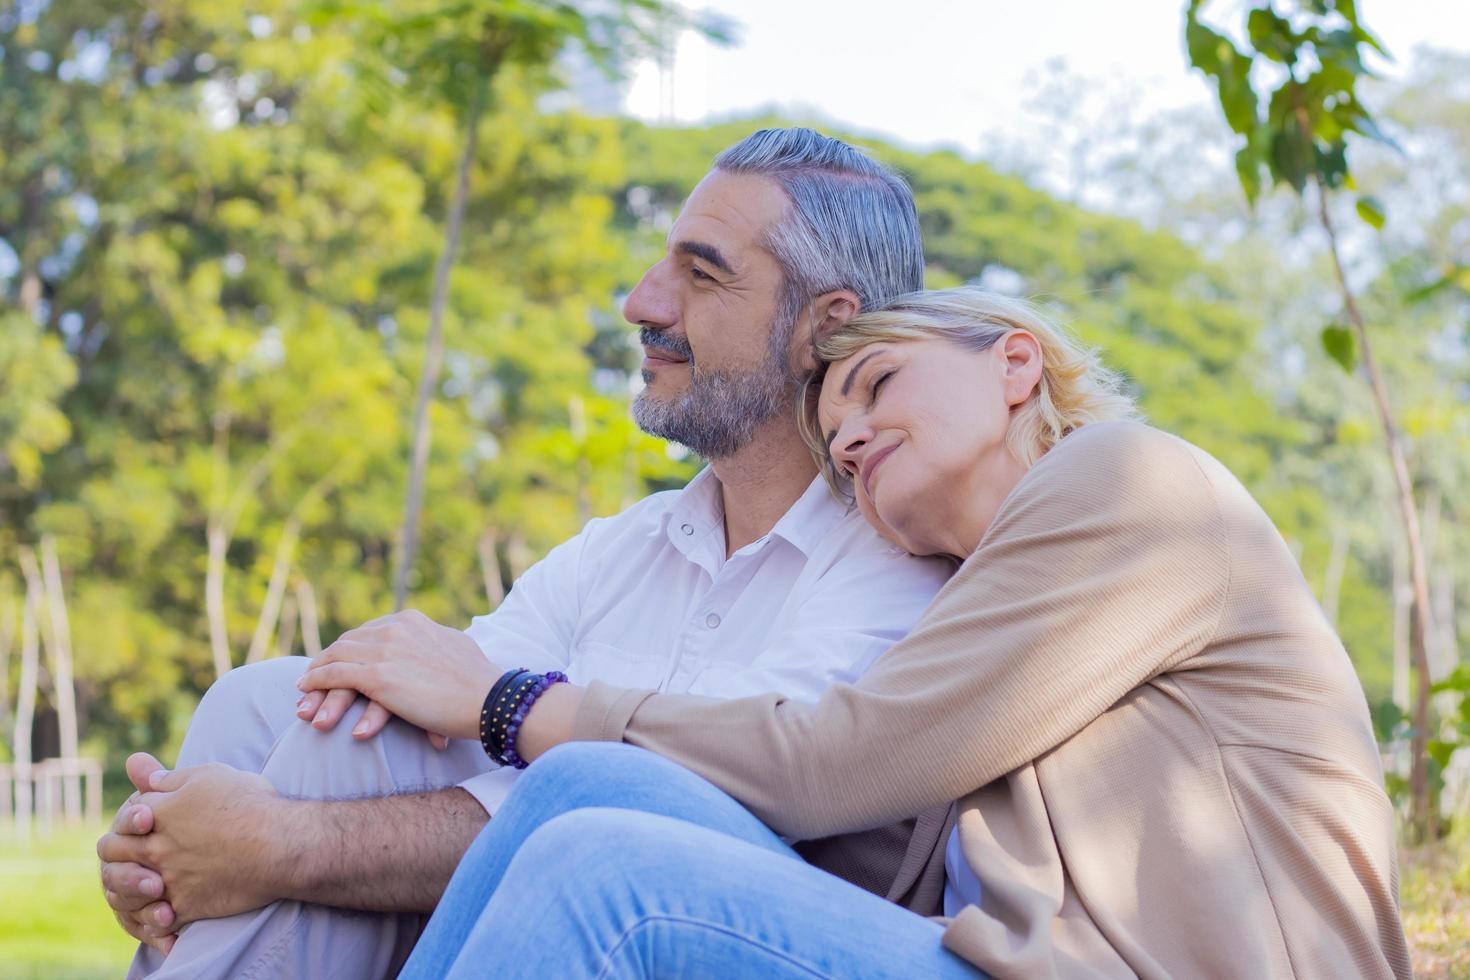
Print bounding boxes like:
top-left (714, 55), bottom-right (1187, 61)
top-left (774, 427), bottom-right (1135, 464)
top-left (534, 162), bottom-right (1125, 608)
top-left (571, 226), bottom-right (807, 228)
top-left (714, 128), bottom-right (925, 327)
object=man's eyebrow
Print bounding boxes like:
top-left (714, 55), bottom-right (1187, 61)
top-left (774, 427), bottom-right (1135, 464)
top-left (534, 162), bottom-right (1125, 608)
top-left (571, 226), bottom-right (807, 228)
top-left (674, 240), bottom-right (736, 276)
top-left (839, 352), bottom-right (883, 398)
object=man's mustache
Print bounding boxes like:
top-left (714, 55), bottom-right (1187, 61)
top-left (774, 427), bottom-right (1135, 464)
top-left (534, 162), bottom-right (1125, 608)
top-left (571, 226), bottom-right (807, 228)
top-left (640, 327), bottom-right (694, 364)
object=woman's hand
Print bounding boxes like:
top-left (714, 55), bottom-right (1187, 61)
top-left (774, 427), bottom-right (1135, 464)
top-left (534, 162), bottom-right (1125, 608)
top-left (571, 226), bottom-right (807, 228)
top-left (297, 609), bottom-right (500, 742)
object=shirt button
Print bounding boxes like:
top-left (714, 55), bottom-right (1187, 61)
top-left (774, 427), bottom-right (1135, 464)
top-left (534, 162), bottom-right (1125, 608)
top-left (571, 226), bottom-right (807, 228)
top-left (705, 613), bottom-right (721, 629)
top-left (680, 523), bottom-right (694, 536)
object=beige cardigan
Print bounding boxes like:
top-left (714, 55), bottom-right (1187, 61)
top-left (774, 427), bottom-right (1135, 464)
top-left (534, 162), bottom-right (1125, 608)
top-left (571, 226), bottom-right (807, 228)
top-left (571, 421), bottom-right (1411, 979)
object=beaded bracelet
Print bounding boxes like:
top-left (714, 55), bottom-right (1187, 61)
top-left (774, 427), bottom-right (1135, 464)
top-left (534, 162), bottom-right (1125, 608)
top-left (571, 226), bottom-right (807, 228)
top-left (498, 670), bottom-right (569, 770)
top-left (479, 668), bottom-right (532, 761)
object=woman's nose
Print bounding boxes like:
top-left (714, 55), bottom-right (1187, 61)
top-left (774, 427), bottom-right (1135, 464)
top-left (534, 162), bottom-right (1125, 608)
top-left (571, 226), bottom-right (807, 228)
top-left (832, 427), bottom-right (869, 471)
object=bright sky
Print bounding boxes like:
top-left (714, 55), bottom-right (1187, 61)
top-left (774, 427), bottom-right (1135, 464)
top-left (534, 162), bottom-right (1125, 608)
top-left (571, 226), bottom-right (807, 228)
top-left (625, 0), bottom-right (1470, 156)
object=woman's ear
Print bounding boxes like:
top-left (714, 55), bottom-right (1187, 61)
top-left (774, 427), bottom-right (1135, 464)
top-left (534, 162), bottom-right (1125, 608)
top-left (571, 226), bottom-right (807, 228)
top-left (796, 289), bottom-right (861, 373)
top-left (1000, 330), bottom-right (1044, 407)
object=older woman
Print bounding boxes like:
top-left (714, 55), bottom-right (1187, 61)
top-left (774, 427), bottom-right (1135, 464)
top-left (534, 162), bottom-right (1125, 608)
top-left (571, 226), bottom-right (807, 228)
top-left (301, 288), bottom-right (1410, 978)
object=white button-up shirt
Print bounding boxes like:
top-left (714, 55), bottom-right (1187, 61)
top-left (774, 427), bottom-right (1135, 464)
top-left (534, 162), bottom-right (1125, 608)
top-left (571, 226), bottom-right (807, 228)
top-left (459, 467), bottom-right (953, 813)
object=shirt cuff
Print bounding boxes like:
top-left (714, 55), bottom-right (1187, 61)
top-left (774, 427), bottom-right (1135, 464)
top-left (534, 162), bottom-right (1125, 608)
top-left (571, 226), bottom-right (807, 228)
top-left (571, 681), bottom-right (657, 743)
top-left (457, 766), bottom-right (521, 816)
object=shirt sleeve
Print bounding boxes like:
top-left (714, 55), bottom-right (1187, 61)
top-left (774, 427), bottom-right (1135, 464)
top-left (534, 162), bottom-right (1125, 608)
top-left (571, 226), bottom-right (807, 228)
top-left (462, 529), bottom-right (590, 675)
top-left (570, 423), bottom-right (1231, 840)
top-left (683, 546), bottom-right (953, 703)
top-left (457, 525), bottom-right (592, 814)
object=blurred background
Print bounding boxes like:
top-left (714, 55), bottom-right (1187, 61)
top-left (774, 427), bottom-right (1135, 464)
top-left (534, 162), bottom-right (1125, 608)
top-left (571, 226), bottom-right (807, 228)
top-left (1, 0), bottom-right (1468, 975)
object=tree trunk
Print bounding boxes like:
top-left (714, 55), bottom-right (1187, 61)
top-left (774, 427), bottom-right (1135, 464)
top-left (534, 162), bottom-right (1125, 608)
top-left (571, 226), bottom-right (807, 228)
top-left (205, 412), bottom-right (302, 678)
top-left (1321, 523), bottom-right (1349, 630)
top-left (246, 519), bottom-right (300, 665)
top-left (506, 532), bottom-right (533, 584)
top-left (206, 522), bottom-right (232, 678)
top-left (206, 413), bottom-right (235, 678)
top-left (38, 536), bottom-right (81, 821)
top-left (393, 76), bottom-right (491, 611)
top-left (570, 395), bottom-right (592, 527)
top-left (1392, 526), bottom-right (1410, 714)
top-left (13, 569), bottom-right (41, 831)
top-left (478, 529), bottom-right (506, 611)
top-left (246, 467), bottom-right (341, 665)
top-left (0, 593), bottom-right (14, 744)
top-left (1315, 179), bottom-right (1437, 841)
top-left (274, 592), bottom-right (298, 660)
top-left (295, 577), bottom-right (323, 658)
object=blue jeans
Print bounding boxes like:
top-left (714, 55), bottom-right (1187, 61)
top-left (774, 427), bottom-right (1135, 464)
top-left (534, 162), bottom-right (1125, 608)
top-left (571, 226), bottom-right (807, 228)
top-left (401, 743), bottom-right (983, 979)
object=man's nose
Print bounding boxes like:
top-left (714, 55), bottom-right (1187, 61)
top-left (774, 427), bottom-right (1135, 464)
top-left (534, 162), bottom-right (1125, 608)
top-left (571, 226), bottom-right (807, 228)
top-left (622, 260), bottom-right (678, 331)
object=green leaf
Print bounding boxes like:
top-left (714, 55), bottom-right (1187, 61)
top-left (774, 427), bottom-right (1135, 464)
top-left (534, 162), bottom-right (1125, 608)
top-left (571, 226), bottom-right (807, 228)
top-left (1427, 739), bottom-right (1461, 772)
top-left (1321, 324), bottom-right (1356, 371)
top-left (1248, 7), bottom-right (1298, 63)
top-left (1184, 19), bottom-right (1229, 75)
top-left (1269, 123), bottom-right (1314, 194)
top-left (1370, 699), bottom-right (1405, 742)
top-left (1431, 661), bottom-right (1470, 695)
top-left (1234, 145), bottom-right (1263, 205)
top-left (1355, 195), bottom-right (1385, 230)
top-left (1316, 141), bottom-right (1349, 189)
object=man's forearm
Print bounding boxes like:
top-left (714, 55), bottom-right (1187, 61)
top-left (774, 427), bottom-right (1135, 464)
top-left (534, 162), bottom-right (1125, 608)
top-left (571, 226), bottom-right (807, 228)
top-left (273, 786), bottom-right (488, 913)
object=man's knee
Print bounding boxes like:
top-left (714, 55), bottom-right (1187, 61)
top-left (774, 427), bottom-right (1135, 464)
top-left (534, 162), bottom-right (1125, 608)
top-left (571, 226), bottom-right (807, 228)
top-left (177, 658), bottom-right (311, 770)
top-left (198, 658), bottom-right (310, 720)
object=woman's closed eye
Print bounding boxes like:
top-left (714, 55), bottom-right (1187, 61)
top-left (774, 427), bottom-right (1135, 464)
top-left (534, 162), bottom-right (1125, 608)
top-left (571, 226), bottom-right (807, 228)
top-left (870, 370), bottom-right (894, 402)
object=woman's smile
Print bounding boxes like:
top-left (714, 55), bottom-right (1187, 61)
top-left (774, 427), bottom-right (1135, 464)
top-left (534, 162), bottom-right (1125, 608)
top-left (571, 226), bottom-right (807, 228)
top-left (860, 443), bottom-right (898, 500)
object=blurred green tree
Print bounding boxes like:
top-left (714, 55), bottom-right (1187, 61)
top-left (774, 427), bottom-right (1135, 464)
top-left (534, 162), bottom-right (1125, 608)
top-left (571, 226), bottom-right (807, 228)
top-left (1184, 0), bottom-right (1439, 840)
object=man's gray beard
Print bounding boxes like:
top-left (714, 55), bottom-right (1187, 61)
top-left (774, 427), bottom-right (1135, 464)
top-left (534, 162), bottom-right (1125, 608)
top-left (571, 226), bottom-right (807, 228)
top-left (632, 350), bottom-right (797, 460)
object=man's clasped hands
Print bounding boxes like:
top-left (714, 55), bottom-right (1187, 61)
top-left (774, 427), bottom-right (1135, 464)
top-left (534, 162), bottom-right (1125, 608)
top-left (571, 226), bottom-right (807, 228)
top-left (96, 609), bottom-right (505, 950)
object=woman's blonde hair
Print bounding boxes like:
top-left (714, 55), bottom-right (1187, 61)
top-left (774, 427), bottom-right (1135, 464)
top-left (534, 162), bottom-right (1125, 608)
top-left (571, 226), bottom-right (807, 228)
top-left (799, 287), bottom-right (1139, 499)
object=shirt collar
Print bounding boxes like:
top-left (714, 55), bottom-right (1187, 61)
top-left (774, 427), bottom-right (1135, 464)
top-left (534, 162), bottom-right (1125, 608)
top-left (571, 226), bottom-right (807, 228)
top-left (765, 473), bottom-right (847, 557)
top-left (660, 467), bottom-right (847, 560)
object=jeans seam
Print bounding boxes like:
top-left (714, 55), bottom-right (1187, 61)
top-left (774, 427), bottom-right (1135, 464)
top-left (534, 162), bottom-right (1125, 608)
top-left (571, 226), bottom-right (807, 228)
top-left (594, 913), bottom-right (829, 980)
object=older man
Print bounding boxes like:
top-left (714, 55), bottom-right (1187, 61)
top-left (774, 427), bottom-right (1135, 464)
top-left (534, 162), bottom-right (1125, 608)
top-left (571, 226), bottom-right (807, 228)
top-left (99, 127), bottom-right (949, 979)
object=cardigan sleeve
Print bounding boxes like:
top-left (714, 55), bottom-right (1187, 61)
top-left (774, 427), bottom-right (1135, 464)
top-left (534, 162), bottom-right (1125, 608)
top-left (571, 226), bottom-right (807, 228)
top-left (569, 422), bottom-right (1231, 840)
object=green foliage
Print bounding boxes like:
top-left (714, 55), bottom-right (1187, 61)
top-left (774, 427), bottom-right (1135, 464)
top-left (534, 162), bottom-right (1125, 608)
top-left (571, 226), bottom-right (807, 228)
top-left (1320, 323), bottom-right (1356, 370)
top-left (1, 2), bottom-right (1461, 834)
top-left (1186, 0), bottom-right (1393, 202)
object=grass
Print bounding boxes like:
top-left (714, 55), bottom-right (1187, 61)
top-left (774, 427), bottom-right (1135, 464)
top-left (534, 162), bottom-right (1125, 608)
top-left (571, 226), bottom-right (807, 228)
top-left (1402, 840), bottom-right (1470, 979)
top-left (2, 822), bottom-right (1468, 977)
top-left (0, 823), bottom-right (135, 979)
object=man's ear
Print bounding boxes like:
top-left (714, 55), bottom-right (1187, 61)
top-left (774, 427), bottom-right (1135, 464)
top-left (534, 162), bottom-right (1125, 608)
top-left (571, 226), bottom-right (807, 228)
top-left (796, 289), bottom-right (861, 373)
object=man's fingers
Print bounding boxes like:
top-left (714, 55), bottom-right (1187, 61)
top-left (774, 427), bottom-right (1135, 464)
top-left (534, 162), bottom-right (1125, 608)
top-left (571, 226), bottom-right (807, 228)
top-left (312, 688), bottom-right (360, 732)
top-left (352, 700), bottom-right (392, 739)
top-left (101, 861), bottom-right (165, 910)
top-left (125, 752), bottom-right (166, 795)
top-left (296, 688), bottom-right (327, 721)
top-left (111, 797), bottom-right (151, 835)
top-left (97, 830), bottom-right (150, 865)
top-left (138, 900), bottom-right (176, 931)
top-left (428, 731), bottom-right (450, 751)
top-left (146, 767), bottom-right (190, 792)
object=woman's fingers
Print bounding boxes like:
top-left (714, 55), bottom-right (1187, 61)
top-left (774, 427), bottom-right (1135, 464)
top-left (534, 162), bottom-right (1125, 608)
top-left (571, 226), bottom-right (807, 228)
top-left (295, 689), bottom-right (327, 721)
top-left (352, 700), bottom-right (393, 739)
top-left (310, 688), bottom-right (360, 732)
top-left (428, 731), bottom-right (449, 751)
top-left (297, 660), bottom-right (374, 696)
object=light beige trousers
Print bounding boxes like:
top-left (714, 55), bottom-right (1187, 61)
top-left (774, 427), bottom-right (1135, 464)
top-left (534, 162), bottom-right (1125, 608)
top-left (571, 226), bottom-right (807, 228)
top-left (125, 657), bottom-right (493, 980)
